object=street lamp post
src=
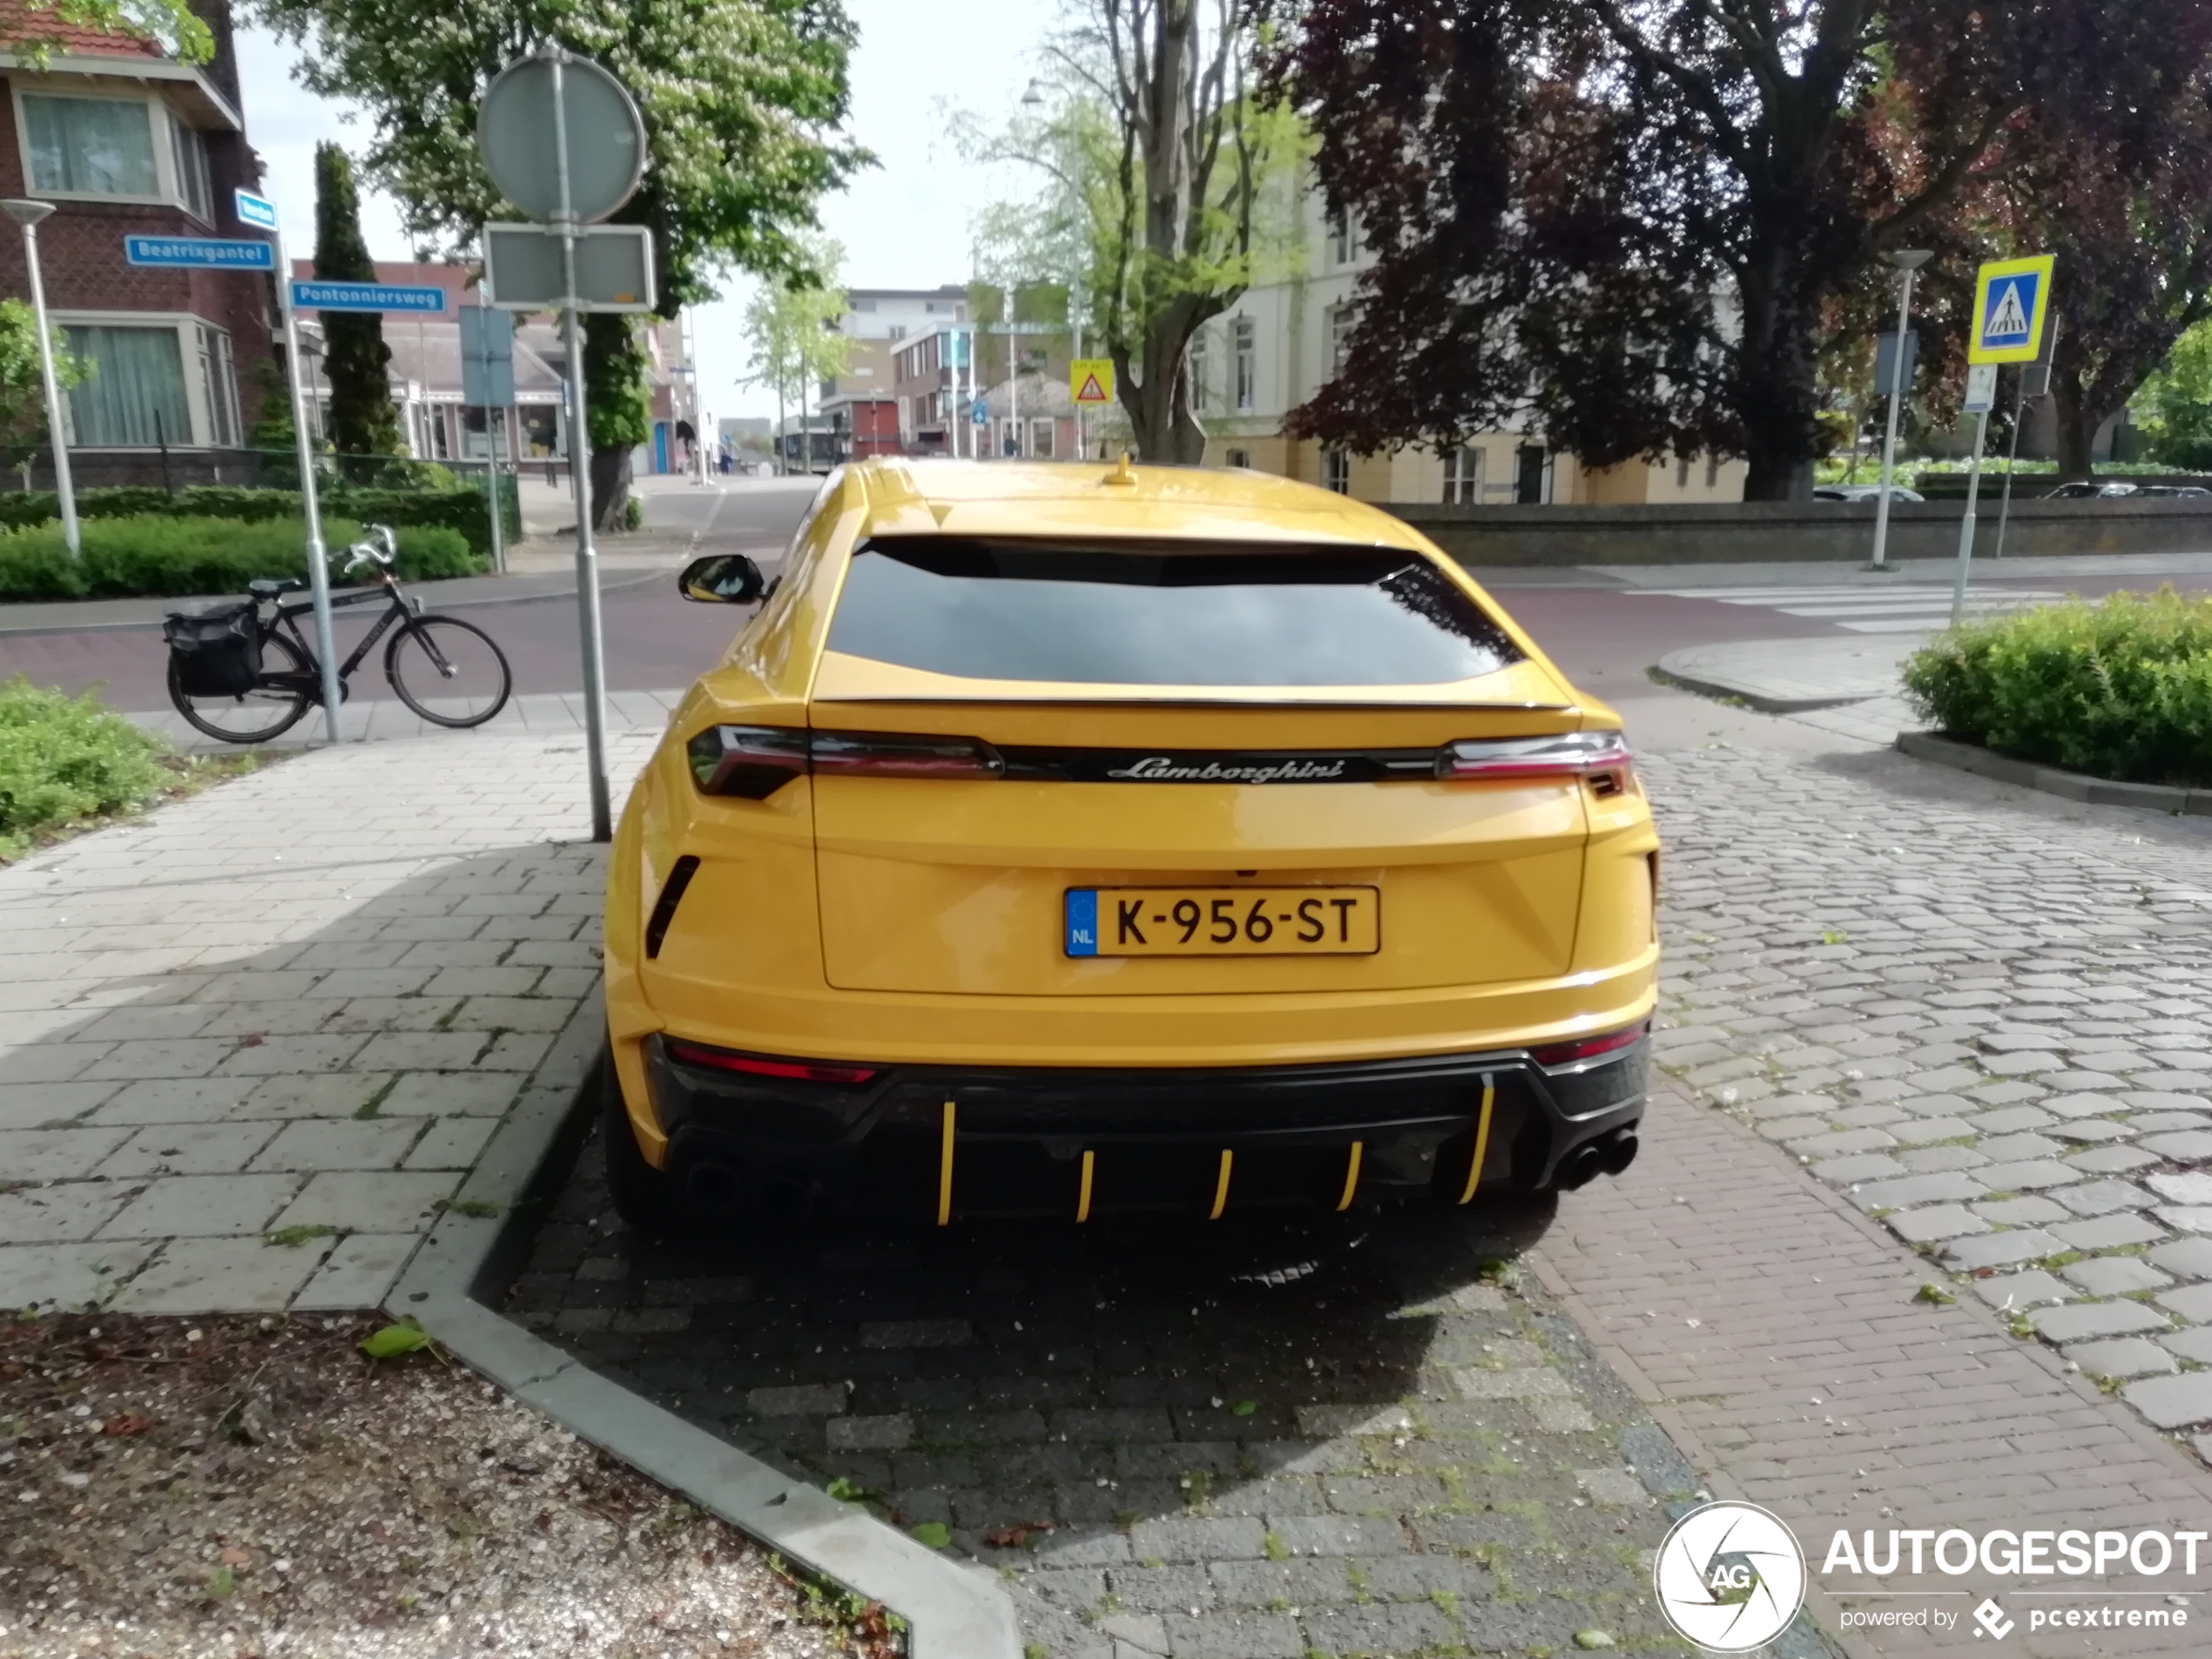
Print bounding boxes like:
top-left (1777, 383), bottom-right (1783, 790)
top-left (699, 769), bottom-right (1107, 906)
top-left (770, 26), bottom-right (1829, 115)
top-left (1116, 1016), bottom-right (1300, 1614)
top-left (1868, 247), bottom-right (1932, 572)
top-left (2, 199), bottom-right (78, 556)
top-left (1001, 78), bottom-right (1046, 462)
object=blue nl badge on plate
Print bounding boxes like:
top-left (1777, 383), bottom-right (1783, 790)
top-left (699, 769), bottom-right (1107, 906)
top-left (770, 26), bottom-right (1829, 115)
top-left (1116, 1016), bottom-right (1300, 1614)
top-left (1064, 889), bottom-right (1098, 957)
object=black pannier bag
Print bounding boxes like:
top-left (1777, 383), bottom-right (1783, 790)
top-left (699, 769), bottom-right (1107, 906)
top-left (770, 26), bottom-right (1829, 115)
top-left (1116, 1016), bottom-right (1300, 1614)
top-left (163, 602), bottom-right (262, 697)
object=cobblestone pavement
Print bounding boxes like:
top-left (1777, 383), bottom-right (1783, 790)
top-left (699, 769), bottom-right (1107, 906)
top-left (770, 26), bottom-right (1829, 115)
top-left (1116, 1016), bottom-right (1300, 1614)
top-left (1647, 743), bottom-right (2212, 1447)
top-left (0, 730), bottom-right (654, 1314)
top-left (509, 1137), bottom-right (1807, 1659)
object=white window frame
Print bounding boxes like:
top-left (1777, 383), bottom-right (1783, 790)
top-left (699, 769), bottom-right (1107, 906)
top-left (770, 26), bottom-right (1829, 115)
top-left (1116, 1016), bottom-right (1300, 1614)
top-left (1329, 304), bottom-right (1355, 374)
top-left (1443, 446), bottom-right (1482, 504)
top-left (1233, 316), bottom-right (1256, 410)
top-left (53, 309), bottom-right (235, 447)
top-left (1188, 334), bottom-right (1210, 415)
top-left (1029, 415), bottom-right (1055, 459)
top-left (12, 82), bottom-right (210, 219)
top-left (1323, 447), bottom-right (1350, 495)
top-left (1326, 205), bottom-right (1352, 265)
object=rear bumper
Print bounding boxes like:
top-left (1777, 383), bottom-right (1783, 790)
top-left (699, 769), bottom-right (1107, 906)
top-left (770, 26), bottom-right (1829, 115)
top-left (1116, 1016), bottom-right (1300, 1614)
top-left (637, 1030), bottom-right (1647, 1222)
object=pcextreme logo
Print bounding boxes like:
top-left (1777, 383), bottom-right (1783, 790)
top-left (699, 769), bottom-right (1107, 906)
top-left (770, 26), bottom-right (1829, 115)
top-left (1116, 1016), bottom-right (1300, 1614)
top-left (1652, 1501), bottom-right (1807, 1652)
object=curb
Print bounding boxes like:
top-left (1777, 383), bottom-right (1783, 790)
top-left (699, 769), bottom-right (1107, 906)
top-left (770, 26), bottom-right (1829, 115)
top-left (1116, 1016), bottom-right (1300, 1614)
top-left (1895, 731), bottom-right (2212, 817)
top-left (0, 569), bottom-right (670, 638)
top-left (1646, 661), bottom-right (1871, 713)
top-left (387, 988), bottom-right (1022, 1659)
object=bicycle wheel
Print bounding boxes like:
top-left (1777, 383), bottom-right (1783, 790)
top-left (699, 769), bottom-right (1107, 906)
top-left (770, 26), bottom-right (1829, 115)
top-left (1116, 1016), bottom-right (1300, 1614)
top-left (384, 614), bottom-right (513, 727)
top-left (167, 629), bottom-right (314, 745)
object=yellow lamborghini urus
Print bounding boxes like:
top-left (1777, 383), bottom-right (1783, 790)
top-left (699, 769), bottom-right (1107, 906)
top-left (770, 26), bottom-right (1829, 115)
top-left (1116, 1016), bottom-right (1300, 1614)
top-left (600, 458), bottom-right (1657, 1229)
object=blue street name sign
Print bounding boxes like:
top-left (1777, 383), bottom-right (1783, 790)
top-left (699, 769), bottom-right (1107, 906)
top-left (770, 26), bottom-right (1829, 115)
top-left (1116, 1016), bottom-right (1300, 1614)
top-left (291, 280), bottom-right (448, 314)
top-left (233, 190), bottom-right (279, 231)
top-left (125, 235), bottom-right (274, 270)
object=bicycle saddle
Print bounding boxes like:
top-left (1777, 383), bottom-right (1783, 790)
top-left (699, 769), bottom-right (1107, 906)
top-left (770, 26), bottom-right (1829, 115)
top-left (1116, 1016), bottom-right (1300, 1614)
top-left (246, 578), bottom-right (307, 598)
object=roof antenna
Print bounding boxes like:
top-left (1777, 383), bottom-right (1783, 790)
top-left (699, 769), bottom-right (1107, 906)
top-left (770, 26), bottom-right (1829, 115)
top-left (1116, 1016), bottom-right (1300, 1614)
top-left (1103, 451), bottom-right (1137, 487)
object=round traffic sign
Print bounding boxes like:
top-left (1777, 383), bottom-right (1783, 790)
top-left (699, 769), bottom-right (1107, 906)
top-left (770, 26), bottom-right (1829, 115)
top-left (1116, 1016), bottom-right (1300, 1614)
top-left (478, 51), bottom-right (646, 224)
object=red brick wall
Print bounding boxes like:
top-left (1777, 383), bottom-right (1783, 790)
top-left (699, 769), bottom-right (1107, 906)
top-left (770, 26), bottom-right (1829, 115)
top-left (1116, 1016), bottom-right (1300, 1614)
top-left (0, 68), bottom-right (276, 441)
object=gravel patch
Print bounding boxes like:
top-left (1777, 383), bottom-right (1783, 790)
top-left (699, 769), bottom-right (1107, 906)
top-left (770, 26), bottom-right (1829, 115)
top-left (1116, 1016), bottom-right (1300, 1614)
top-left (0, 1312), bottom-right (887, 1659)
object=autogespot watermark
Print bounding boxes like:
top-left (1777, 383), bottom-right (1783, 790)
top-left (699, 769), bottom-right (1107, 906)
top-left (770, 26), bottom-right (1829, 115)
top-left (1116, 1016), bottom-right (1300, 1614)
top-left (1653, 1504), bottom-right (2205, 1650)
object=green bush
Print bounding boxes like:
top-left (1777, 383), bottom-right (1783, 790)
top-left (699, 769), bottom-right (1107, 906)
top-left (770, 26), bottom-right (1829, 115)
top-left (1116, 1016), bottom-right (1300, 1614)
top-left (0, 476), bottom-right (519, 553)
top-left (1902, 587), bottom-right (2212, 786)
top-left (0, 516), bottom-right (482, 600)
top-left (0, 676), bottom-right (167, 856)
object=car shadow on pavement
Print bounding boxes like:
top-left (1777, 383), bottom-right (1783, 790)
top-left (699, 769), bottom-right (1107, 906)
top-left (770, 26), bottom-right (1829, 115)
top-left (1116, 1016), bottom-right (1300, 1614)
top-left (508, 1126), bottom-right (1713, 1659)
top-left (0, 840), bottom-right (603, 1317)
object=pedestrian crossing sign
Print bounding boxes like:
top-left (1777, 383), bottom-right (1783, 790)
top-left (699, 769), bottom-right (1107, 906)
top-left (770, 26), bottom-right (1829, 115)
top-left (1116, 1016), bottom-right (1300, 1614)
top-left (1070, 358), bottom-right (1114, 404)
top-left (1970, 255), bottom-right (2054, 364)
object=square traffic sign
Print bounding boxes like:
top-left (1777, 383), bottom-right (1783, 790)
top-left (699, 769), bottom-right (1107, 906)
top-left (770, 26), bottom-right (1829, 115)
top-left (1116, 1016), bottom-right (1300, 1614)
top-left (1970, 255), bottom-right (2054, 364)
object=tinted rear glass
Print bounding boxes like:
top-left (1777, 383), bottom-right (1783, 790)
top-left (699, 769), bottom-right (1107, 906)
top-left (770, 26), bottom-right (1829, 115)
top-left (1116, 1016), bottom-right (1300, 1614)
top-left (826, 538), bottom-right (1526, 685)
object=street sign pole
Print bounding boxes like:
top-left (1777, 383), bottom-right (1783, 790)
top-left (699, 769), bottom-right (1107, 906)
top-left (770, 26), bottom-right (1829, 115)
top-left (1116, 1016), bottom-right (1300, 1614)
top-left (550, 50), bottom-right (612, 842)
top-left (1992, 314), bottom-right (2059, 565)
top-left (1870, 250), bottom-right (1932, 571)
top-left (274, 225), bottom-right (345, 744)
top-left (1950, 364), bottom-right (1998, 628)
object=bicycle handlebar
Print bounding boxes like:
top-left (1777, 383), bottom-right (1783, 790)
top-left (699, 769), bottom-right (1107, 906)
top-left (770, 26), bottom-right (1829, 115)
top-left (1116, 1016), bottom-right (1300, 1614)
top-left (341, 523), bottom-right (400, 577)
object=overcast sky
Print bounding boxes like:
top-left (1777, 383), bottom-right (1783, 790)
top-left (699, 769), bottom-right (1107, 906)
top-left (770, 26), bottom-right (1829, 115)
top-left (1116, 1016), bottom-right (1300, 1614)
top-left (233, 0), bottom-right (1056, 421)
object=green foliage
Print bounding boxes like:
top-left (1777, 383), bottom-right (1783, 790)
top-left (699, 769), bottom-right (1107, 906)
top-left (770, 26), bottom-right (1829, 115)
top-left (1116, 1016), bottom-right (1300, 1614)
top-left (910, 1521), bottom-right (951, 1549)
top-left (0, 0), bottom-right (211, 66)
top-left (359, 1316), bottom-right (433, 1359)
top-left (0, 516), bottom-right (480, 600)
top-left (314, 144), bottom-right (407, 469)
top-left (584, 315), bottom-right (653, 454)
top-left (0, 480), bottom-right (511, 554)
top-left (0, 299), bottom-right (80, 475)
top-left (0, 677), bottom-right (167, 856)
top-left (2134, 318), bottom-right (2212, 469)
top-left (742, 235), bottom-right (853, 415)
top-left (1902, 587), bottom-right (2212, 786)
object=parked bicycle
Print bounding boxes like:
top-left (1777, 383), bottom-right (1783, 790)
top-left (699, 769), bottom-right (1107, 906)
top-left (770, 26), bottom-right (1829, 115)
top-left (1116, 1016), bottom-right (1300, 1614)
top-left (162, 526), bottom-right (514, 744)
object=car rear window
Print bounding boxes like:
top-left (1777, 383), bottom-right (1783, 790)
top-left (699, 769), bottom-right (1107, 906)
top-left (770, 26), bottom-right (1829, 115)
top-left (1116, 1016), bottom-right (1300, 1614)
top-left (826, 538), bottom-right (1526, 685)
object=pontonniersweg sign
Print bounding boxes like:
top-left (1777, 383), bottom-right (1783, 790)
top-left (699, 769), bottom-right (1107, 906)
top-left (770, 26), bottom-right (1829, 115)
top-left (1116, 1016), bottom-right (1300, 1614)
top-left (290, 280), bottom-right (448, 314)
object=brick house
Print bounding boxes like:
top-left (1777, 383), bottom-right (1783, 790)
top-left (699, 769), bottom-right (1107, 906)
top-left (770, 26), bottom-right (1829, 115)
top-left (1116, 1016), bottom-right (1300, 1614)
top-left (0, 0), bottom-right (273, 479)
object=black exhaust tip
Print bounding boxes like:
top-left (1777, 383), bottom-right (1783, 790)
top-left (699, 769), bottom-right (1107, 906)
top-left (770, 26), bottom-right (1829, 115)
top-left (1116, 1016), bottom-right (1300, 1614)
top-left (752, 1176), bottom-right (819, 1227)
top-left (1600, 1131), bottom-right (1639, 1176)
top-left (1554, 1143), bottom-right (1606, 1191)
top-left (684, 1158), bottom-right (742, 1215)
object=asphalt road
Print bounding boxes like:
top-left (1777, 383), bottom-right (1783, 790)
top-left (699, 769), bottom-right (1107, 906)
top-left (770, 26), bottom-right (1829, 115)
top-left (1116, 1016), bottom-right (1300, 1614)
top-left (2, 475), bottom-right (2204, 713)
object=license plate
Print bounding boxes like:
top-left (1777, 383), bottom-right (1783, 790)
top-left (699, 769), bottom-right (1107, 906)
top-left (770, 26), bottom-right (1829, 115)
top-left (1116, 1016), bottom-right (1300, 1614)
top-left (1065, 887), bottom-right (1379, 957)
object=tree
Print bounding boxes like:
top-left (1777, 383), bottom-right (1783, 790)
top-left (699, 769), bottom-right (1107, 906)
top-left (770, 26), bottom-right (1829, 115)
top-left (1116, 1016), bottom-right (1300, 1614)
top-left (739, 238), bottom-right (850, 472)
top-left (1955, 52), bottom-right (2212, 479)
top-left (312, 143), bottom-right (407, 469)
top-left (2, 0), bottom-right (210, 65)
top-left (256, 0), bottom-right (865, 528)
top-left (0, 300), bottom-right (77, 485)
top-left (1261, 0), bottom-right (2183, 499)
top-left (962, 3), bottom-right (1293, 464)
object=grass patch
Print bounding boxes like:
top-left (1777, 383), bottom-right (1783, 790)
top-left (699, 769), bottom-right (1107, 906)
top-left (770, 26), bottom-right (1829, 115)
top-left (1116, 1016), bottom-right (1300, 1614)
top-left (1903, 587), bottom-right (2212, 786)
top-left (264, 1224), bottom-right (340, 1249)
top-left (0, 516), bottom-right (480, 601)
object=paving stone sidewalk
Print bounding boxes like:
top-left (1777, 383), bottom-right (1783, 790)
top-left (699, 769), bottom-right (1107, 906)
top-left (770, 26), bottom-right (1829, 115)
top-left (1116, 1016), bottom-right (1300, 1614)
top-left (1645, 741), bottom-right (2212, 1448)
top-left (0, 729), bottom-right (654, 1315)
top-left (509, 1139), bottom-right (1815, 1659)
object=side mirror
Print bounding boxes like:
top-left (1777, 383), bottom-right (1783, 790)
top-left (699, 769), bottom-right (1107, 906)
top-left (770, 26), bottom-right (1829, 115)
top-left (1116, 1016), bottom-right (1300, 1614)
top-left (679, 554), bottom-right (767, 605)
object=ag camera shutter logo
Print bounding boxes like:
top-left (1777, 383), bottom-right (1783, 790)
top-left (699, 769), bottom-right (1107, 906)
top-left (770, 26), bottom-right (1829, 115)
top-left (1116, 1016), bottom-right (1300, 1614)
top-left (1653, 1501), bottom-right (1806, 1651)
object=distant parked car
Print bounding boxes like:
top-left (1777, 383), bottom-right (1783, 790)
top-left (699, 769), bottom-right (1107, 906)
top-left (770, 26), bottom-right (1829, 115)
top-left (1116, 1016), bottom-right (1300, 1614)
top-left (2045, 480), bottom-right (2137, 498)
top-left (2132, 484), bottom-right (2212, 498)
top-left (1811, 483), bottom-right (1924, 502)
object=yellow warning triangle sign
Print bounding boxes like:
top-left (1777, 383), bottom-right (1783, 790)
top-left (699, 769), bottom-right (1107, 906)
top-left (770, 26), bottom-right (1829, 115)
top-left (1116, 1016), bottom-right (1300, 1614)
top-left (1075, 373), bottom-right (1108, 403)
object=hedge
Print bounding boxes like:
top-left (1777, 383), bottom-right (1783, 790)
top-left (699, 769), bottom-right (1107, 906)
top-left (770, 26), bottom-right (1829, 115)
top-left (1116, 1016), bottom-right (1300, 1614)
top-left (1902, 587), bottom-right (2212, 787)
top-left (0, 476), bottom-right (521, 555)
top-left (0, 516), bottom-right (482, 601)
top-left (0, 675), bottom-right (168, 858)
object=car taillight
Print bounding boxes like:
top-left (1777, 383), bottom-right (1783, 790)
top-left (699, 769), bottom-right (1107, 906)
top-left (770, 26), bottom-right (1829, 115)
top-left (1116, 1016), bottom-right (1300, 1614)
top-left (688, 725), bottom-right (1002, 796)
top-left (810, 731), bottom-right (1005, 778)
top-left (1437, 730), bottom-right (1632, 793)
top-left (664, 1039), bottom-right (880, 1085)
top-left (688, 725), bottom-right (810, 799)
top-left (1529, 1022), bottom-right (1648, 1068)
